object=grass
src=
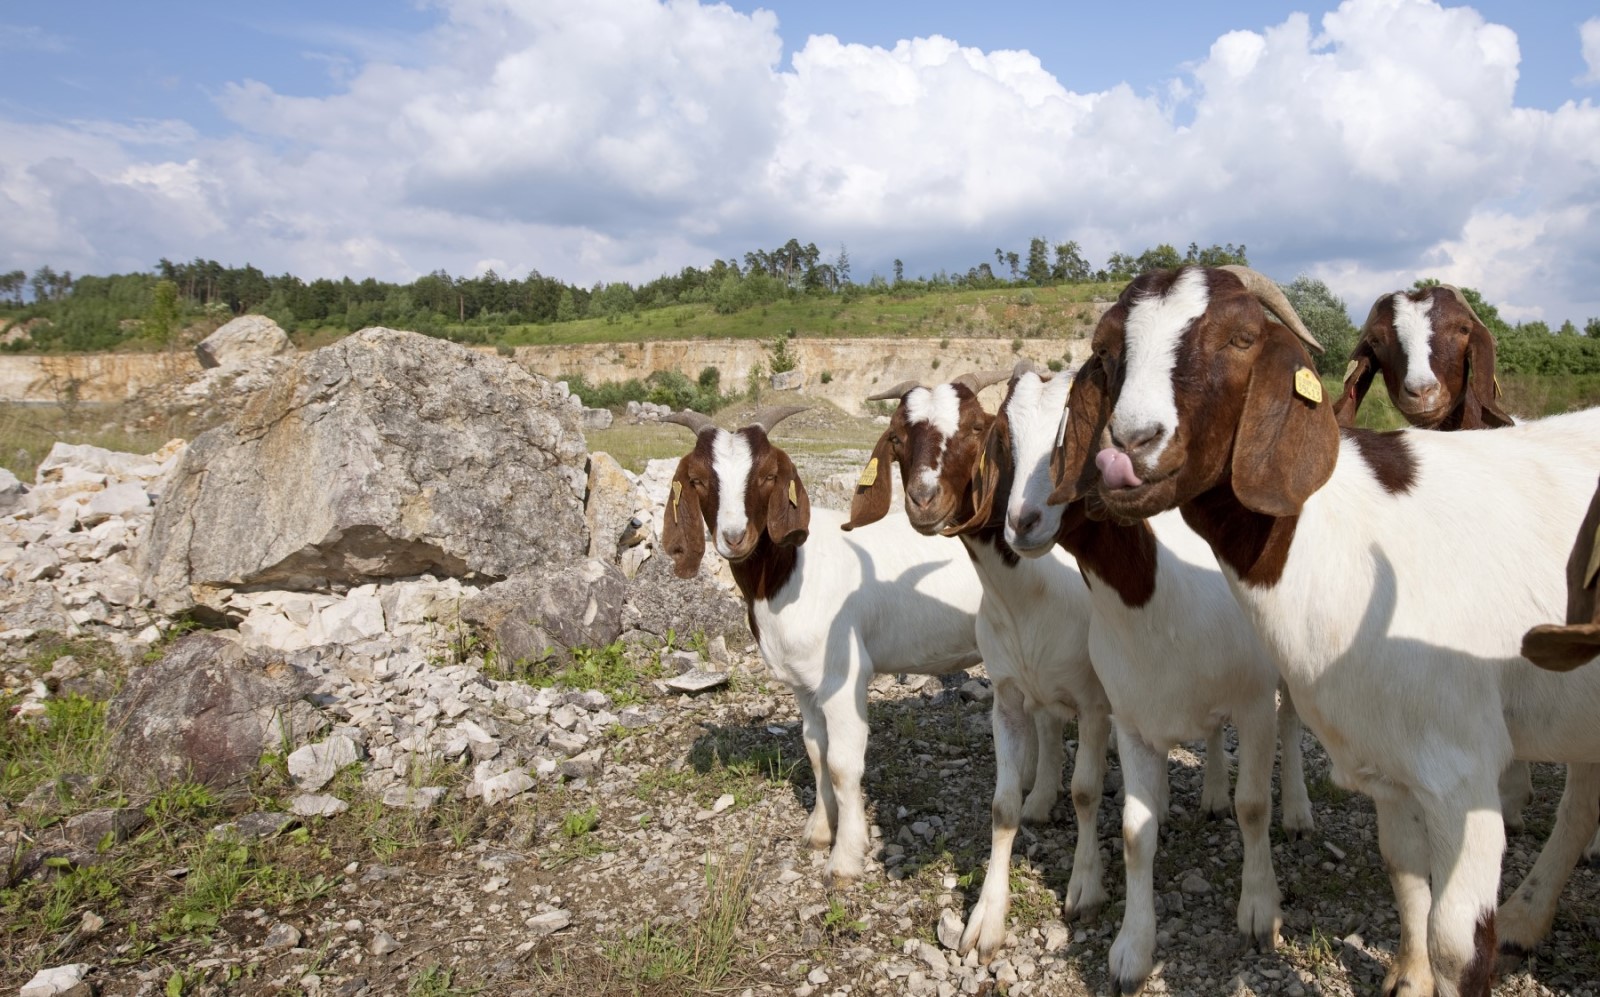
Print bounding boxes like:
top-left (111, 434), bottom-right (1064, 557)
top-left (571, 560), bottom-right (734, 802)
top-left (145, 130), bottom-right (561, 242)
top-left (0, 401), bottom-right (189, 480)
top-left (597, 850), bottom-right (758, 991)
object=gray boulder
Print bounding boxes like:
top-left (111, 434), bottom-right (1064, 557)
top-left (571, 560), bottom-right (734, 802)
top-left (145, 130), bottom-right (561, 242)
top-left (105, 631), bottom-right (320, 790)
top-left (140, 328), bottom-right (589, 614)
top-left (459, 559), bottom-right (628, 664)
top-left (195, 315), bottom-right (292, 369)
top-left (621, 551), bottom-right (750, 648)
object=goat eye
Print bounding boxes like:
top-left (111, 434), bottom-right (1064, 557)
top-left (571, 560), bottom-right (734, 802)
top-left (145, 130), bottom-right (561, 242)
top-left (1229, 332), bottom-right (1255, 350)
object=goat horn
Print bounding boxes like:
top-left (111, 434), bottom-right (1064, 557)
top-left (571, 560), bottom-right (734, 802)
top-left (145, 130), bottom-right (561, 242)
top-left (1437, 284), bottom-right (1484, 328)
top-left (952, 370), bottom-right (1011, 393)
top-left (747, 405), bottom-right (807, 434)
top-left (866, 379), bottom-right (922, 402)
top-left (1220, 265), bottom-right (1324, 355)
top-left (662, 410), bottom-right (717, 435)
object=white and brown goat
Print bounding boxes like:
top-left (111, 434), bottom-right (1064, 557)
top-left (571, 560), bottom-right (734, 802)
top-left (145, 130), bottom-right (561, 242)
top-left (1053, 264), bottom-right (1600, 997)
top-left (989, 364), bottom-right (1313, 994)
top-left (843, 372), bottom-right (1113, 961)
top-left (660, 406), bottom-right (986, 886)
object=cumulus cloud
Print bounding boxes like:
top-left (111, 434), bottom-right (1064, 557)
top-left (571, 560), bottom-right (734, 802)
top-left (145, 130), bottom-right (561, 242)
top-left (1581, 17), bottom-right (1600, 85)
top-left (1, 0), bottom-right (1599, 323)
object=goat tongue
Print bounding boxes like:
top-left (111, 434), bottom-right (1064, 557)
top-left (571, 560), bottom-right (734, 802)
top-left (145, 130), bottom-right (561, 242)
top-left (1096, 448), bottom-right (1143, 489)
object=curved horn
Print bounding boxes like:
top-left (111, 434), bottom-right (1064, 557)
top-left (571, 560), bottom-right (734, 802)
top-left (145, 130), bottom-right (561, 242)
top-left (951, 369), bottom-right (1011, 393)
top-left (866, 379), bottom-right (922, 402)
top-left (662, 410), bottom-right (717, 436)
top-left (747, 405), bottom-right (807, 435)
top-left (1220, 265), bottom-right (1324, 355)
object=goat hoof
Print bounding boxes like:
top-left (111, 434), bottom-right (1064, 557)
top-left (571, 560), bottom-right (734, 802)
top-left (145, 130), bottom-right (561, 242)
top-left (1496, 942), bottom-right (1532, 976)
top-left (1381, 971), bottom-right (1433, 996)
top-left (1113, 972), bottom-right (1149, 996)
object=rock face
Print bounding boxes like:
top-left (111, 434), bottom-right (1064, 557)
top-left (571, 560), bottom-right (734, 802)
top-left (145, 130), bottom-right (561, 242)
top-left (141, 328), bottom-right (589, 614)
top-left (195, 315), bottom-right (292, 369)
top-left (105, 631), bottom-right (319, 789)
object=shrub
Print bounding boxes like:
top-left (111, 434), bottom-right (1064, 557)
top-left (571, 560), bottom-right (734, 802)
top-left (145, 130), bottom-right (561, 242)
top-left (819, 371), bottom-right (833, 384)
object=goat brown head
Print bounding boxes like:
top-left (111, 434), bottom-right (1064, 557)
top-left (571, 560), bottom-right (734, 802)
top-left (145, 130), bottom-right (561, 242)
top-left (661, 408), bottom-right (810, 578)
top-left (843, 373), bottom-right (1006, 535)
top-left (1337, 284), bottom-right (1511, 431)
top-left (1050, 265), bottom-right (1337, 524)
top-left (1522, 477), bottom-right (1600, 671)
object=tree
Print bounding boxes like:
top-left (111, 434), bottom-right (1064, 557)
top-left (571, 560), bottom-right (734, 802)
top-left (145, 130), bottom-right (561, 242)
top-left (1185, 242), bottom-right (1249, 267)
top-left (1586, 317), bottom-right (1600, 339)
top-left (1052, 241), bottom-right (1091, 283)
top-left (1025, 238), bottom-right (1051, 285)
top-left (144, 279), bottom-right (181, 345)
top-left (1559, 320), bottom-right (1579, 337)
top-left (834, 244), bottom-right (852, 287)
top-left (555, 288), bottom-right (577, 322)
top-left (1004, 251), bottom-right (1021, 282)
top-left (1134, 244), bottom-right (1183, 274)
top-left (1281, 274), bottom-right (1358, 376)
top-left (892, 259), bottom-right (904, 285)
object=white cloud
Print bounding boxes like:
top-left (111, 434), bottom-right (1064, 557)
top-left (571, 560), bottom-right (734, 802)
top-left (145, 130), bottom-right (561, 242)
top-left (1581, 18), bottom-right (1600, 85)
top-left (1, 0), bottom-right (1599, 324)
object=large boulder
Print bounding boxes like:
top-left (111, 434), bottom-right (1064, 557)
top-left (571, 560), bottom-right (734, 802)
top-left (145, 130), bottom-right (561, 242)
top-left (105, 631), bottom-right (321, 790)
top-left (196, 315), bottom-right (292, 369)
top-left (140, 328), bottom-right (589, 614)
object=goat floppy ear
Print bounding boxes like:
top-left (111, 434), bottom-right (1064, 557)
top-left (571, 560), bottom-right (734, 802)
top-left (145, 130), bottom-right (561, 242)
top-left (1047, 357), bottom-right (1108, 506)
top-left (1461, 323), bottom-right (1513, 429)
top-left (843, 431), bottom-right (894, 531)
top-left (1525, 480), bottom-right (1600, 670)
top-left (1333, 339), bottom-right (1376, 428)
top-left (660, 459), bottom-right (706, 578)
top-left (945, 417), bottom-right (1007, 536)
top-left (766, 450), bottom-right (811, 546)
top-left (1231, 330), bottom-right (1340, 518)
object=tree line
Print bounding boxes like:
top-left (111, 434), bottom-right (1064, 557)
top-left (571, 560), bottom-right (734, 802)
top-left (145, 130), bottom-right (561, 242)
top-left (3, 242), bottom-right (1599, 377)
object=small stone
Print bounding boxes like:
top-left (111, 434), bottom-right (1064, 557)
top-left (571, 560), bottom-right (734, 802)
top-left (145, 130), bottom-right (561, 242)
top-left (712, 794), bottom-right (736, 814)
top-left (289, 794), bottom-right (349, 817)
top-left (1179, 871), bottom-right (1212, 894)
top-left (937, 908), bottom-right (964, 950)
top-left (369, 931), bottom-right (401, 955)
top-left (79, 911), bottom-right (105, 936)
top-left (959, 679), bottom-right (993, 703)
top-left (559, 749), bottom-right (603, 781)
top-left (263, 921), bottom-right (303, 952)
top-left (20, 964), bottom-right (90, 997)
top-left (1324, 841), bottom-right (1347, 862)
top-left (528, 909), bottom-right (572, 937)
top-left (481, 770), bottom-right (535, 805)
top-left (382, 786), bottom-right (446, 810)
top-left (214, 812), bottom-right (299, 840)
top-left (664, 668), bottom-right (730, 693)
top-left (777, 869), bottom-right (803, 885)
top-left (1042, 922), bottom-right (1071, 952)
top-left (807, 967), bottom-right (829, 985)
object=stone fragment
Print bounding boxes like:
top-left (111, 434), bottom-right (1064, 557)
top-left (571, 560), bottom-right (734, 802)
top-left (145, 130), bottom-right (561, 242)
top-left (63, 807), bottom-right (149, 848)
top-left (559, 748), bottom-right (604, 781)
top-left (937, 908), bottom-right (965, 950)
top-left (215, 811), bottom-right (300, 840)
top-left (20, 964), bottom-right (89, 997)
top-left (527, 909), bottom-right (572, 937)
top-left (369, 931), bottom-right (401, 955)
top-left (287, 734), bottom-right (363, 792)
top-left (263, 921), bottom-right (303, 952)
top-left (381, 786), bottom-right (446, 810)
top-left (290, 794), bottom-right (349, 817)
top-left (481, 770), bottom-right (534, 805)
top-left (665, 668), bottom-right (729, 693)
top-left (459, 560), bottom-right (627, 664)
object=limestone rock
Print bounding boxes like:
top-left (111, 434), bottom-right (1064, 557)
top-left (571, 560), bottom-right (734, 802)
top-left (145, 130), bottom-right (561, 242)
top-left (770, 369), bottom-right (805, 391)
top-left (621, 551), bottom-right (750, 647)
top-left (580, 407), bottom-right (614, 430)
top-left (0, 466), bottom-right (25, 517)
top-left (105, 631), bottom-right (317, 789)
top-left (141, 328), bottom-right (589, 614)
top-left (459, 560), bottom-right (627, 663)
top-left (584, 452), bottom-right (645, 563)
top-left (196, 314), bottom-right (292, 369)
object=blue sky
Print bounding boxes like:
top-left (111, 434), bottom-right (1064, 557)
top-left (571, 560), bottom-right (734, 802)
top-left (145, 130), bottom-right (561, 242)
top-left (3, 1), bottom-right (1600, 323)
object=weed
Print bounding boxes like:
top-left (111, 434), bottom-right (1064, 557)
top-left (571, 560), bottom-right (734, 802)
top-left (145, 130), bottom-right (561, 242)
top-left (1, 692), bottom-right (111, 811)
top-left (408, 964), bottom-right (480, 997)
top-left (602, 850), bottom-right (756, 989)
top-left (821, 896), bottom-right (866, 936)
top-left (562, 804), bottom-right (600, 839)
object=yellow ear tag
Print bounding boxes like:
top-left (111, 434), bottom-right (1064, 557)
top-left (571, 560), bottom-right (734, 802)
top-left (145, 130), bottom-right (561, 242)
top-left (857, 457), bottom-right (879, 489)
top-left (975, 450), bottom-right (985, 478)
top-left (788, 479), bottom-right (798, 507)
top-left (671, 480), bottom-right (682, 518)
top-left (1494, 374), bottom-right (1503, 398)
top-left (1294, 367), bottom-right (1324, 405)
top-left (1586, 523), bottom-right (1600, 589)
top-left (1343, 359), bottom-right (1358, 382)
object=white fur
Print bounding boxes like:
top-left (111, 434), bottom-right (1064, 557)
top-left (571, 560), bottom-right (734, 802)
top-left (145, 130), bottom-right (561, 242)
top-left (1392, 291), bottom-right (1440, 394)
top-left (906, 383), bottom-right (962, 440)
top-left (1005, 372), bottom-right (1312, 992)
top-left (711, 429), bottom-right (753, 556)
top-left (1111, 267), bottom-right (1208, 465)
top-left (739, 503), bottom-right (985, 886)
top-left (884, 382), bottom-right (1115, 962)
top-left (1113, 309), bottom-right (1600, 995)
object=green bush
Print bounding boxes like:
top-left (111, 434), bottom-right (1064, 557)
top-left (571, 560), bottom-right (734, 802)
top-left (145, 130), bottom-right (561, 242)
top-left (561, 368), bottom-right (731, 414)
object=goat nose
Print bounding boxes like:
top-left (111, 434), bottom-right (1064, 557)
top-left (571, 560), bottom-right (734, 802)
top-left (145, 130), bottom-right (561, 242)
top-left (1010, 507), bottom-right (1041, 536)
top-left (1111, 421), bottom-right (1161, 453)
top-left (907, 482), bottom-right (936, 508)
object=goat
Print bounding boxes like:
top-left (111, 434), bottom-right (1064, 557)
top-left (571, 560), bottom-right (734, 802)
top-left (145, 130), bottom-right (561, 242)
top-left (660, 406), bottom-right (986, 886)
top-left (1522, 476), bottom-right (1600, 671)
top-left (1051, 263), bottom-right (1600, 997)
top-left (984, 363), bottom-right (1315, 994)
top-left (843, 372), bottom-right (1113, 963)
top-left (1336, 284), bottom-right (1536, 829)
top-left (1335, 283), bottom-right (1512, 431)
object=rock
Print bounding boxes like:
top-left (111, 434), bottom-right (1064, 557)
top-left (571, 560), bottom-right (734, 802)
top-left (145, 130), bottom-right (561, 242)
top-left (585, 452), bottom-right (642, 563)
top-left (214, 812), bottom-right (299, 840)
top-left (1041, 922), bottom-right (1070, 952)
top-left (196, 315), bottom-right (293, 369)
top-left (82, 481), bottom-right (150, 525)
top-left (459, 560), bottom-right (627, 663)
top-left (263, 921), bottom-right (304, 952)
top-left (381, 786), bottom-right (446, 810)
top-left (559, 748), bottom-right (604, 781)
top-left (664, 668), bottom-right (730, 694)
top-left (621, 548), bottom-right (750, 647)
top-left (79, 911), bottom-right (105, 936)
top-left (1180, 871), bottom-right (1212, 894)
top-left (105, 631), bottom-right (317, 789)
top-left (937, 908), bottom-right (964, 950)
top-left (20, 964), bottom-right (89, 997)
top-left (369, 931), bottom-right (401, 956)
top-left (289, 794), bottom-right (350, 817)
top-left (770, 369), bottom-right (805, 391)
top-left (141, 328), bottom-right (589, 614)
top-left (287, 734), bottom-right (363, 791)
top-left (959, 679), bottom-right (993, 703)
top-left (581, 407), bottom-right (614, 430)
top-left (528, 909), bottom-right (572, 936)
top-left (63, 807), bottom-right (149, 848)
top-left (481, 770), bottom-right (535, 805)
top-left (0, 466), bottom-right (26, 517)
top-left (712, 794), bottom-right (736, 814)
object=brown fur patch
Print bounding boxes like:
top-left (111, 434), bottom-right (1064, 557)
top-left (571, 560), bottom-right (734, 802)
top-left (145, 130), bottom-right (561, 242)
top-left (1181, 484), bottom-right (1300, 588)
top-left (1055, 502), bottom-right (1158, 607)
top-left (1345, 429), bottom-right (1418, 495)
top-left (1459, 909), bottom-right (1496, 996)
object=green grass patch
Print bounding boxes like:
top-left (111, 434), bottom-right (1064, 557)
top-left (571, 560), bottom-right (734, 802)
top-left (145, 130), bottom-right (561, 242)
top-left (600, 851), bottom-right (757, 990)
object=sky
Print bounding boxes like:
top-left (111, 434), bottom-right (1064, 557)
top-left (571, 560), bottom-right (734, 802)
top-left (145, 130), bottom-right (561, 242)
top-left (3, 0), bottom-right (1600, 325)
